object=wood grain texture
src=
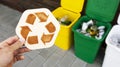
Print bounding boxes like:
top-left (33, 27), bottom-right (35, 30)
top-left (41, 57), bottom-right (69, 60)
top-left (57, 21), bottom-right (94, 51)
top-left (1, 0), bottom-right (60, 12)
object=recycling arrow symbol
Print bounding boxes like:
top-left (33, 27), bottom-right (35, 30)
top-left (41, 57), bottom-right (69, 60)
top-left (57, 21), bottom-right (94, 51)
top-left (16, 8), bottom-right (60, 50)
top-left (21, 12), bottom-right (56, 45)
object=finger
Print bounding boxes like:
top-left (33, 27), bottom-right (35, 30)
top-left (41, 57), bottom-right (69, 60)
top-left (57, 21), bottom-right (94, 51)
top-left (3, 35), bottom-right (19, 44)
top-left (0, 36), bottom-right (19, 47)
top-left (9, 38), bottom-right (25, 52)
top-left (15, 55), bottom-right (24, 61)
top-left (14, 47), bottom-right (30, 55)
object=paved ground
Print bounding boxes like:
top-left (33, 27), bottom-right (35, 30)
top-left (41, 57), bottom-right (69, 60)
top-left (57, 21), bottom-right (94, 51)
top-left (0, 4), bottom-right (103, 67)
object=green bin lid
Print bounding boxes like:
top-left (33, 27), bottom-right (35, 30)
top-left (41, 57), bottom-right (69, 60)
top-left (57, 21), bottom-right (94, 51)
top-left (86, 0), bottom-right (120, 22)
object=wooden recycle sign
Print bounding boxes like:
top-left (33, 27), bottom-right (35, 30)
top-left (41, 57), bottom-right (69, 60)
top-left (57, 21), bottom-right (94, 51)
top-left (16, 8), bottom-right (60, 50)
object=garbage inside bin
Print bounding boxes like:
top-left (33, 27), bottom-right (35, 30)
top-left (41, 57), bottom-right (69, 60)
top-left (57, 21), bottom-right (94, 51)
top-left (76, 20), bottom-right (105, 40)
top-left (57, 15), bottom-right (71, 25)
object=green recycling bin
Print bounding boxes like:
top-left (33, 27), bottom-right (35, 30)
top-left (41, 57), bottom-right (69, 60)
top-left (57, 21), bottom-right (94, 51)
top-left (72, 0), bottom-right (119, 63)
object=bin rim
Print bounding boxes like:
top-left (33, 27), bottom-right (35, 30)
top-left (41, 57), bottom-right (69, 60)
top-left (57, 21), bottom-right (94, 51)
top-left (106, 40), bottom-right (120, 52)
top-left (72, 27), bottom-right (104, 42)
top-left (105, 25), bottom-right (120, 52)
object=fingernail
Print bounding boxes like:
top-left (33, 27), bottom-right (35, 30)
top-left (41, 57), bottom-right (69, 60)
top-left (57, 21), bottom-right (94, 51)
top-left (19, 38), bottom-right (25, 43)
top-left (22, 45), bottom-right (26, 48)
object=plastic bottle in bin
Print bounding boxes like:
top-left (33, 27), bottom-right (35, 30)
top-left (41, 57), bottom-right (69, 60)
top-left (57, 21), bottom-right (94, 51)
top-left (77, 20), bottom-right (105, 40)
top-left (57, 15), bottom-right (71, 25)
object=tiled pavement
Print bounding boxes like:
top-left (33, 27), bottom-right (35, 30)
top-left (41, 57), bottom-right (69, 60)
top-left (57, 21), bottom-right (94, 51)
top-left (0, 4), bottom-right (103, 67)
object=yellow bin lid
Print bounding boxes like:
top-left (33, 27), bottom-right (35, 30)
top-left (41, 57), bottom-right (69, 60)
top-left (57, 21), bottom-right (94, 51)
top-left (61, 0), bottom-right (85, 13)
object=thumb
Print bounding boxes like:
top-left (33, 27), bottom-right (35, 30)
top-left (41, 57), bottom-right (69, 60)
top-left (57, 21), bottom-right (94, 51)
top-left (9, 38), bottom-right (25, 51)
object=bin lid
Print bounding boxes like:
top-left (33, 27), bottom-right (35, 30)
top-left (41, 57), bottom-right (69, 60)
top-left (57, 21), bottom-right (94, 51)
top-left (61, 0), bottom-right (85, 13)
top-left (85, 0), bottom-right (119, 22)
top-left (118, 14), bottom-right (120, 25)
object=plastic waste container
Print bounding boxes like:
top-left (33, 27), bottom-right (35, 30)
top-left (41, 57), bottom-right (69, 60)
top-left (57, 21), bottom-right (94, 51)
top-left (102, 14), bottom-right (120, 67)
top-left (72, 0), bottom-right (119, 63)
top-left (52, 0), bottom-right (85, 50)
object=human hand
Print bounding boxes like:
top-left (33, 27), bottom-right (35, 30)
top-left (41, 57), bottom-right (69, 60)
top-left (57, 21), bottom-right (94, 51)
top-left (0, 36), bottom-right (30, 67)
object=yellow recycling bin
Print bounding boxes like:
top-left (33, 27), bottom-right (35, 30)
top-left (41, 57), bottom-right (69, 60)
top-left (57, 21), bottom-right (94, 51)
top-left (52, 0), bottom-right (85, 50)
